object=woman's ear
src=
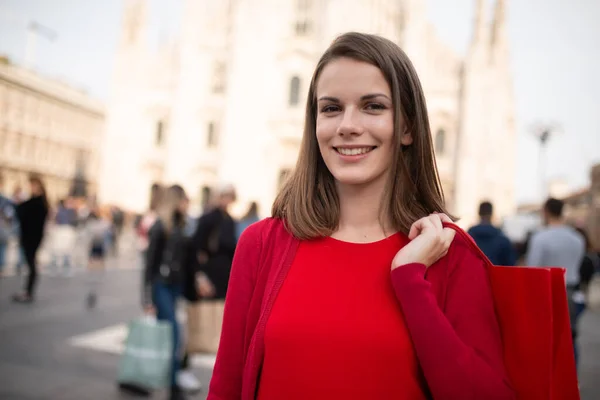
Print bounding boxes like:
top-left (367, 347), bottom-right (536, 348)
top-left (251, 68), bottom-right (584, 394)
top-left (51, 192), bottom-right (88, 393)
top-left (400, 129), bottom-right (413, 146)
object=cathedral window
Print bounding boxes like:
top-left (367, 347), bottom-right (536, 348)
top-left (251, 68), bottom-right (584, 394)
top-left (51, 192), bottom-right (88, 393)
top-left (294, 0), bottom-right (312, 35)
top-left (435, 128), bottom-right (445, 154)
top-left (289, 76), bottom-right (301, 106)
top-left (212, 61), bottom-right (226, 94)
top-left (155, 120), bottom-right (165, 146)
top-left (207, 122), bottom-right (218, 147)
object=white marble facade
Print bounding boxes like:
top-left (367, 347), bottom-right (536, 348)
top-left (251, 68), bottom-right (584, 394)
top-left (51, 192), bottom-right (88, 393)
top-left (98, 0), bottom-right (515, 226)
top-left (0, 61), bottom-right (104, 205)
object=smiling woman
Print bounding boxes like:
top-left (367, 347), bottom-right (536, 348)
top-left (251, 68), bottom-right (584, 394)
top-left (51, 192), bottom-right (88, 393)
top-left (207, 32), bottom-right (515, 400)
top-left (272, 33), bottom-right (450, 240)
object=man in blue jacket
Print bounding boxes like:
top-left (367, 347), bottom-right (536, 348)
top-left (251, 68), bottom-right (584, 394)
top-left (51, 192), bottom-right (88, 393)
top-left (468, 201), bottom-right (517, 266)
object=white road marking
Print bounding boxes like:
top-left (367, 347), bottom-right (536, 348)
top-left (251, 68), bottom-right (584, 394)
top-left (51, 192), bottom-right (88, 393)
top-left (67, 323), bottom-right (216, 369)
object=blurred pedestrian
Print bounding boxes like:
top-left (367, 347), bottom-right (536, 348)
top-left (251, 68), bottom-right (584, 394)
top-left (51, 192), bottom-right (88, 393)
top-left (208, 33), bottom-right (512, 400)
top-left (50, 198), bottom-right (77, 276)
top-left (12, 175), bottom-right (49, 303)
top-left (11, 186), bottom-right (26, 275)
top-left (0, 176), bottom-right (16, 276)
top-left (571, 227), bottom-right (599, 328)
top-left (468, 201), bottom-right (517, 265)
top-left (192, 183), bottom-right (237, 301)
top-left (111, 206), bottom-right (125, 256)
top-left (177, 193), bottom-right (203, 393)
top-left (137, 184), bottom-right (162, 265)
top-left (0, 203), bottom-right (10, 276)
top-left (143, 184), bottom-right (190, 400)
top-left (85, 208), bottom-right (112, 308)
top-left (526, 198), bottom-right (585, 367)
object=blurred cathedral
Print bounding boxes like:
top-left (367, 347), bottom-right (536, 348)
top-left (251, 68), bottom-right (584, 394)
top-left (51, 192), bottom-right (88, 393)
top-left (98, 0), bottom-right (515, 226)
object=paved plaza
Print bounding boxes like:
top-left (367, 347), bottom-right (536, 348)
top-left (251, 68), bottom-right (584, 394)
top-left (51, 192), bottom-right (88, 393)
top-left (0, 236), bottom-right (599, 399)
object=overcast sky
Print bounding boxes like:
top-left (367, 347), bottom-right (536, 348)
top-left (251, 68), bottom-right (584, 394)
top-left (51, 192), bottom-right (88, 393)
top-left (1, 0), bottom-right (598, 205)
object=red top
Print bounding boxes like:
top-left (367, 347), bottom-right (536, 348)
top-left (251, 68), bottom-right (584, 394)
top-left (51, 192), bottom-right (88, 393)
top-left (257, 233), bottom-right (427, 400)
top-left (207, 218), bottom-right (514, 400)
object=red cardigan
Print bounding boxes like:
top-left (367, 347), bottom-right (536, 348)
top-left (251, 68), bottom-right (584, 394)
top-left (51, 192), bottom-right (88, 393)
top-left (207, 218), bottom-right (515, 400)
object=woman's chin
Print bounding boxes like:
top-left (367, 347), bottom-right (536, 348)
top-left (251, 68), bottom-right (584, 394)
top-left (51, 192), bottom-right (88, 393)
top-left (333, 174), bottom-right (377, 187)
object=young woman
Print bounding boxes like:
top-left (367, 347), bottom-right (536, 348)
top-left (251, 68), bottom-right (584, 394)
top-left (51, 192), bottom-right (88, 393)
top-left (12, 175), bottom-right (49, 303)
top-left (143, 184), bottom-right (190, 400)
top-left (208, 33), bottom-right (514, 400)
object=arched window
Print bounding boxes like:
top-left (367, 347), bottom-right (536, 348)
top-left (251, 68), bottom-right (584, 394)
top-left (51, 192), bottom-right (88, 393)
top-left (295, 0), bottom-right (312, 35)
top-left (207, 122), bottom-right (217, 147)
top-left (435, 128), bottom-right (445, 154)
top-left (289, 76), bottom-right (301, 106)
top-left (155, 120), bottom-right (164, 146)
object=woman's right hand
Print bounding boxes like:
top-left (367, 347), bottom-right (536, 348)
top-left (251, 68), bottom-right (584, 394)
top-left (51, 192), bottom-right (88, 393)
top-left (391, 213), bottom-right (455, 270)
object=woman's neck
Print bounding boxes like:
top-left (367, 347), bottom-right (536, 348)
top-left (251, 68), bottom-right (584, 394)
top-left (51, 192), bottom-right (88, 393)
top-left (333, 179), bottom-right (392, 243)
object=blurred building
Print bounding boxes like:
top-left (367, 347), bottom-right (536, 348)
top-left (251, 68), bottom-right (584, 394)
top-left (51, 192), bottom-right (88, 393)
top-left (100, 0), bottom-right (515, 224)
top-left (514, 163), bottom-right (600, 248)
top-left (562, 164), bottom-right (600, 247)
top-left (0, 57), bottom-right (104, 204)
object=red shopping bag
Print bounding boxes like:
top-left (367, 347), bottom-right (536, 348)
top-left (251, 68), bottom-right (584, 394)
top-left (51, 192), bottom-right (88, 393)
top-left (446, 223), bottom-right (580, 400)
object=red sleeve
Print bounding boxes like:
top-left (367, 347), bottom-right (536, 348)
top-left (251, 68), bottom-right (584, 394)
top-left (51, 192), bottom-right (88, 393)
top-left (390, 238), bottom-right (515, 400)
top-left (207, 222), bottom-right (263, 400)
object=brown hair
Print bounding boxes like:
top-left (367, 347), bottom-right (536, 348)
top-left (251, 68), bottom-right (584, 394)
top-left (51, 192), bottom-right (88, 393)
top-left (272, 32), bottom-right (453, 239)
top-left (156, 184), bottom-right (187, 234)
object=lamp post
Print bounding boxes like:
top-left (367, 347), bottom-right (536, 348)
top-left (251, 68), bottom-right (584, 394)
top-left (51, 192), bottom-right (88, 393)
top-left (531, 122), bottom-right (562, 201)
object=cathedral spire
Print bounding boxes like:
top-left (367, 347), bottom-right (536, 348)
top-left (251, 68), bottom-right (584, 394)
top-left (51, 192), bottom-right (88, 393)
top-left (490, 0), bottom-right (506, 48)
top-left (120, 0), bottom-right (147, 48)
top-left (471, 0), bottom-right (488, 46)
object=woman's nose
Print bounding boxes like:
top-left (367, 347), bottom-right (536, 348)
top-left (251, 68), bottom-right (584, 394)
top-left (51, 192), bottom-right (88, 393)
top-left (336, 107), bottom-right (364, 136)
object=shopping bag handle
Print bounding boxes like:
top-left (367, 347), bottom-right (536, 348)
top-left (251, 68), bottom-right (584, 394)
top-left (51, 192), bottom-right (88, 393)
top-left (442, 222), bottom-right (495, 267)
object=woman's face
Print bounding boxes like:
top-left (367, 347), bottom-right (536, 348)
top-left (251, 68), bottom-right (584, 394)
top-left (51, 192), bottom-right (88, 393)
top-left (315, 57), bottom-right (412, 189)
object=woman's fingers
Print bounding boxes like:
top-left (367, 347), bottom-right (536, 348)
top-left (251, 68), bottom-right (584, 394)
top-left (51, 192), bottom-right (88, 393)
top-left (428, 214), bottom-right (444, 234)
top-left (408, 216), bottom-right (436, 240)
top-left (437, 213), bottom-right (453, 224)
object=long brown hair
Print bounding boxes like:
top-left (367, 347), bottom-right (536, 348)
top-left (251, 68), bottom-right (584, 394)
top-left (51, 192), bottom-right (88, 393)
top-left (272, 32), bottom-right (453, 239)
top-left (156, 184), bottom-right (187, 234)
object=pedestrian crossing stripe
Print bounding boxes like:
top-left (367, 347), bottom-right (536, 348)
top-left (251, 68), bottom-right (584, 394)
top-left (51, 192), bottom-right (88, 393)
top-left (67, 323), bottom-right (217, 369)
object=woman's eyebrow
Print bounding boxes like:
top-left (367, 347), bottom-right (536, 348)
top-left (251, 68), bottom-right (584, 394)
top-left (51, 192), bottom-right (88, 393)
top-left (317, 93), bottom-right (391, 102)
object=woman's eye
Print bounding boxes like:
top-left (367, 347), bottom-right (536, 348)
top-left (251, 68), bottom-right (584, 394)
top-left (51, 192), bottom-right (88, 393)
top-left (365, 103), bottom-right (386, 111)
top-left (321, 105), bottom-right (340, 113)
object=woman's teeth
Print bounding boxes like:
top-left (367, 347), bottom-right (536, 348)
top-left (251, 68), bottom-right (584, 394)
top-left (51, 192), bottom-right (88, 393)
top-left (335, 147), bottom-right (374, 156)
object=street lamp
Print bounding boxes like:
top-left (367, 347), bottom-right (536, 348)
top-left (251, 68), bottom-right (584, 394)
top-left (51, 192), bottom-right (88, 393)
top-left (530, 122), bottom-right (563, 200)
